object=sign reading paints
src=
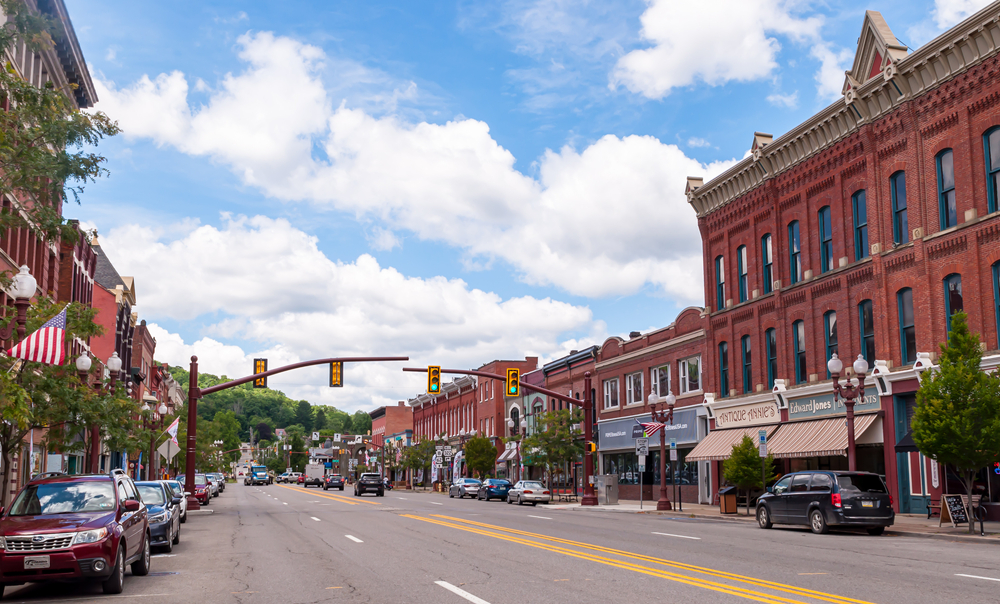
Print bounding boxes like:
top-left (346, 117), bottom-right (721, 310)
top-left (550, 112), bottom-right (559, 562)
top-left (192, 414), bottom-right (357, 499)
top-left (787, 387), bottom-right (880, 420)
top-left (713, 401), bottom-right (779, 429)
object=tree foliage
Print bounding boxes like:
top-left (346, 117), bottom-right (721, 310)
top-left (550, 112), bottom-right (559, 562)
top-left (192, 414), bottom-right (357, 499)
top-left (912, 312), bottom-right (1000, 533)
top-left (521, 409), bottom-right (583, 488)
top-left (722, 435), bottom-right (776, 515)
top-left (400, 438), bottom-right (436, 487)
top-left (464, 436), bottom-right (497, 479)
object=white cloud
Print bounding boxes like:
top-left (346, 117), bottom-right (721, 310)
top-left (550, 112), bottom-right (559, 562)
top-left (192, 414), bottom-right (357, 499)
top-left (933, 0), bottom-right (992, 29)
top-left (95, 31), bottom-right (734, 302)
top-left (102, 216), bottom-right (604, 411)
top-left (367, 226), bottom-right (401, 251)
top-left (766, 91), bottom-right (799, 108)
top-left (611, 0), bottom-right (823, 99)
top-left (810, 43), bottom-right (852, 102)
top-left (687, 137), bottom-right (711, 148)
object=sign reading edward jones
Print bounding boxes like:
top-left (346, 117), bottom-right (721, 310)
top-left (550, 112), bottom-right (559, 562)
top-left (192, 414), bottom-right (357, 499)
top-left (713, 401), bottom-right (778, 428)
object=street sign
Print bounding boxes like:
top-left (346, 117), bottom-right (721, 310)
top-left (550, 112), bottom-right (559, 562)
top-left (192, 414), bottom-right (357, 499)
top-left (312, 432), bottom-right (320, 441)
top-left (669, 449), bottom-right (678, 461)
top-left (286, 467), bottom-right (292, 473)
top-left (670, 438), bottom-right (676, 449)
top-left (638, 454), bottom-right (646, 472)
top-left (333, 433), bottom-right (342, 442)
top-left (436, 445), bottom-right (444, 451)
top-left (758, 429), bottom-right (767, 445)
top-left (635, 438), bottom-right (649, 456)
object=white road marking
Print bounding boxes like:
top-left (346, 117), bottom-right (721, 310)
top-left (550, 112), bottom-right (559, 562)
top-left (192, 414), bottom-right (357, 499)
top-left (430, 502), bottom-right (444, 505)
top-left (527, 515), bottom-right (552, 520)
top-left (435, 581), bottom-right (491, 604)
top-left (151, 554), bottom-right (177, 558)
top-left (652, 532), bottom-right (701, 540)
top-left (956, 574), bottom-right (1000, 582)
top-left (397, 497), bottom-right (408, 500)
top-left (283, 502), bottom-right (288, 505)
top-left (310, 516), bottom-right (321, 522)
top-left (345, 535), bottom-right (363, 543)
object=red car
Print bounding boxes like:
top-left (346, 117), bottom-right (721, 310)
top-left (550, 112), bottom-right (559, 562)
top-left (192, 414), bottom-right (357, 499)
top-left (297, 474), bottom-right (305, 485)
top-left (178, 474), bottom-right (212, 505)
top-left (0, 469), bottom-right (151, 597)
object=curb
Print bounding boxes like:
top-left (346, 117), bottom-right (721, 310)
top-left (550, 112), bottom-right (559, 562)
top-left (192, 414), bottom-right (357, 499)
top-left (188, 509), bottom-right (216, 515)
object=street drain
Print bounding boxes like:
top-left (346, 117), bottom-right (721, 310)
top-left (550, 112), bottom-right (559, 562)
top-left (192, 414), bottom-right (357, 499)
top-left (148, 571), bottom-right (179, 576)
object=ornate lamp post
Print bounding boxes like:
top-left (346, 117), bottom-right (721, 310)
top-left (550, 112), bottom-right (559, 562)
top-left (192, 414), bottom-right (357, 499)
top-left (827, 353), bottom-right (868, 471)
top-left (648, 390), bottom-right (676, 511)
top-left (0, 265), bottom-right (36, 343)
top-left (75, 354), bottom-right (96, 472)
top-left (458, 428), bottom-right (468, 478)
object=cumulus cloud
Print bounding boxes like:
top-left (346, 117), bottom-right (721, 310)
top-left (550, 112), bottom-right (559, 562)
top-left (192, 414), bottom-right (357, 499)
top-left (687, 137), bottom-right (711, 148)
top-left (611, 0), bottom-right (823, 98)
top-left (102, 216), bottom-right (605, 410)
top-left (811, 43), bottom-right (852, 102)
top-left (933, 0), bottom-right (992, 29)
top-left (95, 31), bottom-right (733, 302)
top-left (766, 91), bottom-right (798, 108)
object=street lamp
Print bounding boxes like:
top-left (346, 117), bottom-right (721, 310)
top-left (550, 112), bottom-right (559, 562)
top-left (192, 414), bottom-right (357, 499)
top-left (0, 265), bottom-right (35, 343)
top-left (75, 353), bottom-right (92, 379)
top-left (648, 390), bottom-right (676, 511)
top-left (827, 353), bottom-right (869, 471)
top-left (458, 429), bottom-right (468, 478)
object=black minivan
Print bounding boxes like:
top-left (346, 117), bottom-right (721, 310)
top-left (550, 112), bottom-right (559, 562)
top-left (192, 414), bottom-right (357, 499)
top-left (756, 471), bottom-right (894, 535)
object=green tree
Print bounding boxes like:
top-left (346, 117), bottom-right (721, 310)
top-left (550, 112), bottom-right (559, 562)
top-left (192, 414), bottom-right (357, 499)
top-left (294, 401), bottom-right (313, 433)
top-left (351, 410), bottom-right (372, 435)
top-left (464, 436), bottom-right (497, 479)
top-left (723, 435), bottom-right (776, 515)
top-left (912, 312), bottom-right (1000, 533)
top-left (401, 438), bottom-right (436, 488)
top-left (314, 408), bottom-right (327, 432)
top-left (289, 433), bottom-right (307, 473)
top-left (521, 409), bottom-right (583, 489)
top-left (212, 410), bottom-right (242, 464)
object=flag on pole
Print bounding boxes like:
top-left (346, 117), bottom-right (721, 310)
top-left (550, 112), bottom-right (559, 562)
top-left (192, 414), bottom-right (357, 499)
top-left (640, 422), bottom-right (665, 436)
top-left (7, 306), bottom-right (67, 365)
top-left (166, 417), bottom-right (180, 446)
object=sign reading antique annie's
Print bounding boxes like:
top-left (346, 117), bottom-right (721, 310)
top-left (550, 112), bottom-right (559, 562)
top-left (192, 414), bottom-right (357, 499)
top-left (713, 401), bottom-right (779, 428)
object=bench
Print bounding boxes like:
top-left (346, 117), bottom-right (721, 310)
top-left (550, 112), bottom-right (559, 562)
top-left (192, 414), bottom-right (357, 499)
top-left (553, 488), bottom-right (577, 502)
top-left (927, 499), bottom-right (941, 519)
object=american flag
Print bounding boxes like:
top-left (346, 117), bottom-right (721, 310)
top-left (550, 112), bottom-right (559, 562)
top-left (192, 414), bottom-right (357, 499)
top-left (8, 306), bottom-right (67, 365)
top-left (640, 422), bottom-right (665, 436)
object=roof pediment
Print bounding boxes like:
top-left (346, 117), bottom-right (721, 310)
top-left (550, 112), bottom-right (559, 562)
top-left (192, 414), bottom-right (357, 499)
top-left (843, 11), bottom-right (908, 96)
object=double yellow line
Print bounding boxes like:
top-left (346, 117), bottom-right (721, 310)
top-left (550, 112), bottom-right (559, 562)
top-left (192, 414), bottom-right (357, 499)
top-left (402, 514), bottom-right (872, 604)
top-left (276, 484), bottom-right (382, 506)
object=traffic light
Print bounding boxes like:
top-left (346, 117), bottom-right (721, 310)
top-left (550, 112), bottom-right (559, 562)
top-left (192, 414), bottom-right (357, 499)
top-left (330, 361), bottom-right (343, 387)
top-left (506, 368), bottom-right (520, 397)
top-left (584, 442), bottom-right (597, 453)
top-left (427, 366), bottom-right (441, 394)
top-left (253, 358), bottom-right (267, 388)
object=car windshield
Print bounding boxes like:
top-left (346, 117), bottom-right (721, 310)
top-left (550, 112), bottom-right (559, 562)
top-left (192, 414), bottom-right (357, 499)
top-left (10, 482), bottom-right (116, 515)
top-left (137, 484), bottom-right (166, 505)
top-left (164, 481), bottom-right (182, 495)
top-left (521, 481), bottom-right (544, 489)
top-left (195, 474), bottom-right (209, 486)
top-left (837, 475), bottom-right (887, 494)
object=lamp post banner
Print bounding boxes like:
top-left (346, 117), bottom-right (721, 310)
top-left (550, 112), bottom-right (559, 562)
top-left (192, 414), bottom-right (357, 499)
top-left (787, 387), bottom-right (879, 421)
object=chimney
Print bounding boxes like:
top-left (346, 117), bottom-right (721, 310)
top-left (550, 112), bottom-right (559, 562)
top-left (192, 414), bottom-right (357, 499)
top-left (629, 331), bottom-right (642, 339)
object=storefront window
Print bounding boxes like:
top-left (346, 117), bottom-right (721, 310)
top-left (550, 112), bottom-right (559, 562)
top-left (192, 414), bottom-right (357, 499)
top-left (604, 451), bottom-right (699, 486)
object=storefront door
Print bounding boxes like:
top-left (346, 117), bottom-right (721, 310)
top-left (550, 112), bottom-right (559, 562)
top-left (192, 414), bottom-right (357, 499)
top-left (893, 394), bottom-right (929, 514)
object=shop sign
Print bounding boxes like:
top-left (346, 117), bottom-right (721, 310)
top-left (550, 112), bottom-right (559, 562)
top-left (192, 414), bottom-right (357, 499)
top-left (598, 408), bottom-right (698, 450)
top-left (713, 401), bottom-right (779, 429)
top-left (787, 387), bottom-right (880, 420)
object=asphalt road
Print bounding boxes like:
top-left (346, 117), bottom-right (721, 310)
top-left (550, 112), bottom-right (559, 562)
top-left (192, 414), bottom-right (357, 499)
top-left (4, 483), bottom-right (1000, 603)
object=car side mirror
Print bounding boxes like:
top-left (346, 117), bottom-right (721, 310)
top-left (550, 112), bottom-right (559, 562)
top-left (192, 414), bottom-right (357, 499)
top-left (184, 492), bottom-right (191, 497)
top-left (123, 500), bottom-right (141, 512)
top-left (172, 497), bottom-right (182, 505)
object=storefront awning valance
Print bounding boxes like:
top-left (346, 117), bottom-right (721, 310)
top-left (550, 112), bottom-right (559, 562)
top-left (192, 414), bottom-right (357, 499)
top-left (686, 425), bottom-right (781, 462)
top-left (497, 445), bottom-right (519, 462)
top-left (767, 414), bottom-right (879, 459)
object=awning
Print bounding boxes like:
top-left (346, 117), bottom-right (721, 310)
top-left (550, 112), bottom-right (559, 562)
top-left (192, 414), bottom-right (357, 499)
top-left (686, 425), bottom-right (781, 462)
top-left (767, 414), bottom-right (879, 458)
top-left (497, 445), bottom-right (518, 462)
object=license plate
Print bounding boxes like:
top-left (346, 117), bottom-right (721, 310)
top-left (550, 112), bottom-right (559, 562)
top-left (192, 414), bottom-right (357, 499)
top-left (861, 501), bottom-right (874, 508)
top-left (24, 555), bottom-right (50, 569)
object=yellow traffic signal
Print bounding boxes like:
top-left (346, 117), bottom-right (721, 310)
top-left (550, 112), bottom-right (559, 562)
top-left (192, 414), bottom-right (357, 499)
top-left (330, 361), bottom-right (343, 387)
top-left (506, 368), bottom-right (520, 397)
top-left (584, 442), bottom-right (597, 453)
top-left (253, 358), bottom-right (267, 388)
top-left (428, 366), bottom-right (441, 394)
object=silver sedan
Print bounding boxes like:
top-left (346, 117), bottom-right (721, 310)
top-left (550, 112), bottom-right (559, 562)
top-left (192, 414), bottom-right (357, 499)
top-left (507, 480), bottom-right (551, 506)
top-left (448, 478), bottom-right (482, 498)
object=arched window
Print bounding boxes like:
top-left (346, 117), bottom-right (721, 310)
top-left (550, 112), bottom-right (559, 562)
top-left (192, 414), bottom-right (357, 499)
top-left (823, 311), bottom-right (838, 378)
top-left (858, 300), bottom-right (875, 366)
top-left (715, 255), bottom-right (726, 310)
top-left (944, 273), bottom-right (963, 334)
top-left (891, 171), bottom-right (909, 245)
top-left (788, 221), bottom-right (801, 284)
top-left (818, 206), bottom-right (833, 273)
top-left (936, 149), bottom-right (957, 229)
top-left (737, 245), bottom-right (748, 302)
top-left (985, 127), bottom-right (1000, 214)
top-left (741, 335), bottom-right (752, 394)
top-left (718, 342), bottom-right (729, 398)
top-left (761, 234), bottom-right (773, 293)
top-left (792, 320), bottom-right (806, 384)
top-left (852, 190), bottom-right (869, 261)
top-left (765, 328), bottom-right (777, 389)
top-left (897, 288), bottom-right (916, 365)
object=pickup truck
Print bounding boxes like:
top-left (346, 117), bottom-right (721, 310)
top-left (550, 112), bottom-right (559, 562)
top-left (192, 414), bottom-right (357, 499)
top-left (303, 463), bottom-right (325, 488)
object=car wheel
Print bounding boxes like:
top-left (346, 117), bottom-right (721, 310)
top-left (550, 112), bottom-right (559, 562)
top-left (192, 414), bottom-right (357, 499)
top-left (507, 495), bottom-right (512, 505)
top-left (810, 510), bottom-right (829, 535)
top-left (102, 546), bottom-right (125, 594)
top-left (378, 490), bottom-right (384, 497)
top-left (531, 501), bottom-right (537, 507)
top-left (866, 527), bottom-right (885, 536)
top-left (449, 491), bottom-right (454, 498)
top-left (173, 527), bottom-right (180, 545)
top-left (340, 486), bottom-right (344, 491)
top-left (757, 506), bottom-right (772, 529)
top-left (517, 495), bottom-right (523, 506)
top-left (131, 534), bottom-right (151, 576)
top-left (162, 535), bottom-right (173, 553)
top-left (180, 511), bottom-right (187, 524)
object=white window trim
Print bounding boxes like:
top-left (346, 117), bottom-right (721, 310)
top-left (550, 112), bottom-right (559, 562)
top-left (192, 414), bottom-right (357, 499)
top-left (625, 372), bottom-right (643, 406)
top-left (679, 356), bottom-right (702, 394)
top-left (603, 378), bottom-right (620, 410)
top-left (652, 365), bottom-right (671, 397)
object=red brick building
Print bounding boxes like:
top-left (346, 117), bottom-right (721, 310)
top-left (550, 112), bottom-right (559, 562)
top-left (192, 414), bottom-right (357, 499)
top-left (685, 9), bottom-right (1000, 512)
top-left (594, 308), bottom-right (709, 503)
top-left (370, 402), bottom-right (414, 446)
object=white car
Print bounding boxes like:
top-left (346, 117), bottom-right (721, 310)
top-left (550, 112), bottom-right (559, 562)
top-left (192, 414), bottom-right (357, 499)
top-left (162, 479), bottom-right (188, 523)
top-left (507, 480), bottom-right (551, 506)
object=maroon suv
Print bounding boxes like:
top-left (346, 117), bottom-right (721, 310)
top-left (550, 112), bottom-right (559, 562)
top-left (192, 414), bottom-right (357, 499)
top-left (0, 470), bottom-right (151, 597)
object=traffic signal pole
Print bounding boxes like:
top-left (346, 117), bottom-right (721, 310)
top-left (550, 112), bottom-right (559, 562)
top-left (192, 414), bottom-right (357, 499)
top-left (402, 367), bottom-right (600, 506)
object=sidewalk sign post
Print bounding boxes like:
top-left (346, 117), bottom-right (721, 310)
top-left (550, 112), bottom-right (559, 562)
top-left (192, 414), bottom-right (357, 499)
top-left (670, 438), bottom-right (678, 512)
top-left (758, 429), bottom-right (768, 501)
top-left (636, 438), bottom-right (648, 511)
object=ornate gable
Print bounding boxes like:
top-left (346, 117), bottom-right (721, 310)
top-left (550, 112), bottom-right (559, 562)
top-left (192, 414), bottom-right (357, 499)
top-left (842, 11), bottom-right (908, 101)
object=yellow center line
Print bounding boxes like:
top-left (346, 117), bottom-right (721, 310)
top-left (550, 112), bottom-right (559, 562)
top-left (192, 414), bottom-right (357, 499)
top-left (279, 484), bottom-right (383, 505)
top-left (275, 484), bottom-right (365, 506)
top-left (403, 514), bottom-right (800, 604)
top-left (428, 515), bottom-right (873, 604)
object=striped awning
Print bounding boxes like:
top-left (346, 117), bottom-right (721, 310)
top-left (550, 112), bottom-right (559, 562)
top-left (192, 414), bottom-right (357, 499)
top-left (686, 425), bottom-right (781, 462)
top-left (766, 414), bottom-right (879, 459)
top-left (497, 444), bottom-right (519, 462)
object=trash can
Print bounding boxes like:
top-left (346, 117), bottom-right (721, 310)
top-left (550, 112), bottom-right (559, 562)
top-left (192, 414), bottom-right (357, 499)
top-left (719, 486), bottom-right (738, 515)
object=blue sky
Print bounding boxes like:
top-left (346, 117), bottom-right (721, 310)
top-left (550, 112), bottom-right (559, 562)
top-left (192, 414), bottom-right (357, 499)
top-left (63, 0), bottom-right (988, 411)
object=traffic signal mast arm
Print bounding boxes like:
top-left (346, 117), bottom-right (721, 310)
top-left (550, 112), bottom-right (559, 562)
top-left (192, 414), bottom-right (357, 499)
top-left (198, 356), bottom-right (410, 397)
top-left (402, 367), bottom-right (576, 405)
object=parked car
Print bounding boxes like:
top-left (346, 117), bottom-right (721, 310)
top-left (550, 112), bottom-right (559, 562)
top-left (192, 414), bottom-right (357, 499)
top-left (205, 474), bottom-right (220, 497)
top-left (354, 473), bottom-right (384, 497)
top-left (449, 478), bottom-right (482, 499)
top-left (135, 482), bottom-right (181, 553)
top-left (210, 473), bottom-right (225, 493)
top-left (323, 475), bottom-right (345, 491)
top-left (507, 481), bottom-right (551, 506)
top-left (288, 472), bottom-right (302, 484)
top-left (0, 469), bottom-right (151, 596)
top-left (277, 472), bottom-right (291, 483)
top-left (161, 480), bottom-right (188, 523)
top-left (477, 479), bottom-right (511, 501)
top-left (188, 474), bottom-right (212, 505)
top-left (756, 471), bottom-right (894, 535)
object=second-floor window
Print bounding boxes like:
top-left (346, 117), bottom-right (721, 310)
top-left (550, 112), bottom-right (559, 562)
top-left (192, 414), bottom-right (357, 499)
top-left (937, 149), bottom-right (957, 230)
top-left (824, 311), bottom-right (838, 378)
top-left (741, 335), bottom-right (752, 394)
top-left (793, 320), bottom-right (807, 384)
top-left (603, 378), bottom-right (619, 409)
top-left (994, 261), bottom-right (1000, 349)
top-left (891, 171), bottom-right (909, 245)
top-left (819, 206), bottom-right (833, 273)
top-left (944, 273), bottom-right (963, 334)
top-left (652, 364), bottom-right (670, 397)
top-left (986, 127), bottom-right (1000, 214)
top-left (858, 299), bottom-right (875, 366)
top-left (625, 372), bottom-right (643, 405)
top-left (679, 356), bottom-right (700, 393)
top-left (765, 328), bottom-right (777, 389)
top-left (788, 221), bottom-right (801, 284)
top-left (715, 255), bottom-right (726, 309)
top-left (852, 190), bottom-right (869, 261)
top-left (761, 233), bottom-right (773, 293)
top-left (898, 288), bottom-right (916, 365)
top-left (719, 342), bottom-right (729, 397)
top-left (737, 245), bottom-right (748, 302)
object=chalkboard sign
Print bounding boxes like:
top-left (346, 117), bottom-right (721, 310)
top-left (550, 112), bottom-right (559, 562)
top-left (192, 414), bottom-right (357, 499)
top-left (940, 494), bottom-right (969, 527)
